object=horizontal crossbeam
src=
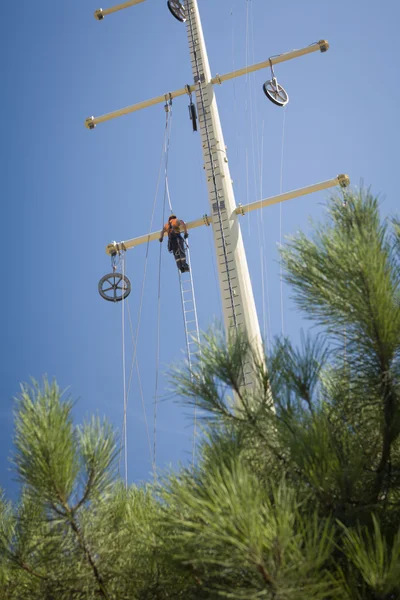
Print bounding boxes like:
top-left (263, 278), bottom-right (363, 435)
top-left (94, 0), bottom-right (145, 20)
top-left (86, 40), bottom-right (328, 129)
top-left (211, 40), bottom-right (328, 85)
top-left (105, 174), bottom-right (349, 255)
top-left (237, 174), bottom-right (349, 215)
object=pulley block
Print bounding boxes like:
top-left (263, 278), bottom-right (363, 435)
top-left (98, 272), bottom-right (131, 302)
top-left (189, 101), bottom-right (198, 132)
top-left (167, 0), bottom-right (186, 22)
top-left (263, 78), bottom-right (289, 107)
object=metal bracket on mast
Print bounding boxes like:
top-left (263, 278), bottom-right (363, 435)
top-left (338, 174), bottom-right (350, 188)
top-left (164, 92), bottom-right (173, 112)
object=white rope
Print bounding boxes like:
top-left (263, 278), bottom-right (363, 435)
top-left (121, 253), bottom-right (128, 488)
top-left (230, 7), bottom-right (242, 204)
top-left (279, 108), bottom-right (287, 336)
top-left (153, 230), bottom-right (163, 483)
top-left (121, 111), bottom-right (172, 481)
top-left (246, 149), bottom-right (250, 236)
top-left (153, 104), bottom-right (173, 480)
top-left (245, 0), bottom-right (251, 237)
top-left (259, 121), bottom-right (268, 350)
top-left (165, 178), bottom-right (173, 213)
top-left (126, 113), bottom-right (170, 402)
top-left (126, 299), bottom-right (153, 468)
top-left (245, 0), bottom-right (272, 349)
top-left (164, 106), bottom-right (174, 213)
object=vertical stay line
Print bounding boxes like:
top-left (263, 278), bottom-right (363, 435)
top-left (121, 253), bottom-right (128, 488)
top-left (279, 108), bottom-right (287, 336)
top-left (153, 105), bottom-right (172, 481)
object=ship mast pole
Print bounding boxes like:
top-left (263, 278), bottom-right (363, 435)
top-left (184, 0), bottom-right (263, 381)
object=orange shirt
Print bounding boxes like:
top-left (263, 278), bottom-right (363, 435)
top-left (164, 218), bottom-right (184, 236)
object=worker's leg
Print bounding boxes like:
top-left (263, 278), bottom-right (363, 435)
top-left (170, 236), bottom-right (185, 271)
top-left (177, 237), bottom-right (190, 272)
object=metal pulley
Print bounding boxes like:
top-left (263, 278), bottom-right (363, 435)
top-left (98, 272), bottom-right (131, 302)
top-left (167, 0), bottom-right (186, 22)
top-left (263, 59), bottom-right (289, 107)
top-left (98, 252), bottom-right (131, 302)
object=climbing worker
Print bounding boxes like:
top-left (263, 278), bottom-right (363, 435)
top-left (159, 215), bottom-right (190, 273)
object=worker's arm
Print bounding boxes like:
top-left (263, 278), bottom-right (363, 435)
top-left (180, 220), bottom-right (188, 237)
top-left (159, 226), bottom-right (165, 242)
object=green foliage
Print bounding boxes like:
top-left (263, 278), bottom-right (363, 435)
top-left (2, 188), bottom-right (400, 599)
top-left (162, 460), bottom-right (341, 599)
top-left (341, 516), bottom-right (400, 598)
top-left (13, 379), bottom-right (79, 505)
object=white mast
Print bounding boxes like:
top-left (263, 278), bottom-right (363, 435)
top-left (184, 0), bottom-right (263, 381)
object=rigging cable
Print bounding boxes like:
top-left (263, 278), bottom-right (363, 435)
top-left (230, 6), bottom-right (242, 209)
top-left (244, 0), bottom-right (251, 237)
top-left (122, 251), bottom-right (128, 488)
top-left (245, 0), bottom-right (272, 349)
top-left (250, 1), bottom-right (272, 349)
top-left (126, 299), bottom-right (154, 468)
top-left (279, 107), bottom-right (287, 336)
top-left (153, 233), bottom-right (162, 482)
top-left (259, 120), bottom-right (268, 350)
top-left (154, 99), bottom-right (173, 478)
top-left (121, 107), bottom-right (173, 482)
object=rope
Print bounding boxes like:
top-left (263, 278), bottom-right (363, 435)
top-left (245, 1), bottom-right (250, 237)
top-left (121, 253), bottom-right (128, 488)
top-left (164, 103), bottom-right (174, 214)
top-left (126, 299), bottom-right (153, 468)
top-left (153, 239), bottom-right (162, 482)
top-left (245, 0), bottom-right (272, 350)
top-left (279, 108), bottom-right (287, 336)
top-left (258, 121), bottom-right (270, 351)
top-left (121, 109), bottom-right (172, 481)
top-left (230, 7), bottom-right (242, 205)
top-left (153, 102), bottom-right (173, 479)
top-left (246, 149), bottom-right (250, 236)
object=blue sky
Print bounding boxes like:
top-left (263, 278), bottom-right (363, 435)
top-left (1, 0), bottom-right (398, 496)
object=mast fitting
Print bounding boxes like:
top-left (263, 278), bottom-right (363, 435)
top-left (85, 116), bottom-right (96, 130)
top-left (318, 40), bottom-right (329, 52)
top-left (338, 174), bottom-right (350, 188)
top-left (164, 92), bottom-right (173, 111)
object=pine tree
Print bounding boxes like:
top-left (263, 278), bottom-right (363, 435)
top-left (168, 187), bottom-right (400, 599)
top-left (1, 187), bottom-right (399, 599)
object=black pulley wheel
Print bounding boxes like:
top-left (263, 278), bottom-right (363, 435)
top-left (167, 0), bottom-right (186, 22)
top-left (98, 272), bottom-right (131, 302)
top-left (263, 79), bottom-right (289, 107)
